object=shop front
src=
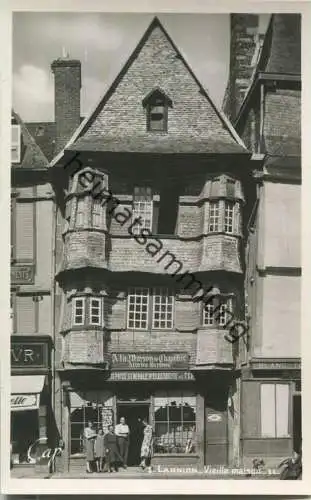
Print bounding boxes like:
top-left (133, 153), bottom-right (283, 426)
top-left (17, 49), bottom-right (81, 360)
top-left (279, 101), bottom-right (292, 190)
top-left (10, 335), bottom-right (52, 466)
top-left (60, 352), bottom-right (234, 472)
top-left (241, 358), bottom-right (302, 467)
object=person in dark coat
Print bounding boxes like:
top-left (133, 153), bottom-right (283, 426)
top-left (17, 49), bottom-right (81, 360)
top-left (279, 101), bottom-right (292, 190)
top-left (104, 425), bottom-right (122, 472)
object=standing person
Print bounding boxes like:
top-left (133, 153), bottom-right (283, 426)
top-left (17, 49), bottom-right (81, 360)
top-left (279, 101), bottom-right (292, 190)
top-left (139, 418), bottom-right (153, 472)
top-left (104, 425), bottom-right (122, 472)
top-left (115, 417), bottom-right (130, 468)
top-left (83, 421), bottom-right (96, 473)
top-left (95, 428), bottom-right (105, 472)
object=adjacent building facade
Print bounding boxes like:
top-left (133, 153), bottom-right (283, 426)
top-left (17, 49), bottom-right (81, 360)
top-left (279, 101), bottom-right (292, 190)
top-left (224, 13), bottom-right (301, 466)
top-left (10, 111), bottom-right (54, 465)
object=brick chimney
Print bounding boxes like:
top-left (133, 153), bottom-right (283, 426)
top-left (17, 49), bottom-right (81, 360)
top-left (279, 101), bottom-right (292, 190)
top-left (51, 57), bottom-right (81, 154)
top-left (223, 14), bottom-right (264, 122)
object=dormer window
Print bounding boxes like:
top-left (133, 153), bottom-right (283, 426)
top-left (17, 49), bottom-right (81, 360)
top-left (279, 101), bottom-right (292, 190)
top-left (143, 88), bottom-right (172, 133)
top-left (11, 124), bottom-right (21, 163)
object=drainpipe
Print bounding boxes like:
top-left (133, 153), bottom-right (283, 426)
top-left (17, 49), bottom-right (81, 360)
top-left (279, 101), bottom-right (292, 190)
top-left (258, 81), bottom-right (265, 153)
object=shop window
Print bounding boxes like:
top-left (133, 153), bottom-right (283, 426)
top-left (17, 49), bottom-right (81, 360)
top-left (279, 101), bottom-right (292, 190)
top-left (260, 383), bottom-right (289, 438)
top-left (208, 201), bottom-right (220, 232)
top-left (72, 298), bottom-right (85, 326)
top-left (70, 393), bottom-right (114, 455)
top-left (127, 288), bottom-right (174, 330)
top-left (89, 298), bottom-right (102, 326)
top-left (154, 391), bottom-right (196, 454)
top-left (11, 411), bottom-right (39, 464)
top-left (152, 288), bottom-right (174, 329)
top-left (224, 201), bottom-right (234, 234)
top-left (132, 187), bottom-right (153, 235)
top-left (11, 124), bottom-right (21, 163)
top-left (127, 287), bottom-right (149, 330)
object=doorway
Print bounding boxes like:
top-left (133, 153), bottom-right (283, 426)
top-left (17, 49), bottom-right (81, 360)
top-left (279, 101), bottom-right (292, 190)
top-left (293, 394), bottom-right (301, 453)
top-left (116, 403), bottom-right (150, 466)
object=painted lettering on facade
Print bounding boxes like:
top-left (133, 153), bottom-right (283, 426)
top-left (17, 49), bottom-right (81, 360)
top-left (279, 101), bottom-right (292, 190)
top-left (11, 265), bottom-right (35, 285)
top-left (11, 342), bottom-right (47, 368)
top-left (111, 352), bottom-right (189, 370)
top-left (109, 370), bottom-right (195, 381)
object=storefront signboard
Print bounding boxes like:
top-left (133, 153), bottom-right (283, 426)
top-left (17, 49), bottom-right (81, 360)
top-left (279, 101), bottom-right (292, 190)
top-left (111, 352), bottom-right (189, 371)
top-left (11, 341), bottom-right (48, 368)
top-left (109, 371), bottom-right (195, 382)
top-left (11, 393), bottom-right (39, 411)
top-left (251, 359), bottom-right (301, 370)
top-left (11, 264), bottom-right (35, 285)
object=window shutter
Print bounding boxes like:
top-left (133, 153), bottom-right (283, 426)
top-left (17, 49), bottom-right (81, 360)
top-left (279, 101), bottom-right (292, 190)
top-left (11, 125), bottom-right (21, 163)
top-left (16, 202), bottom-right (34, 261)
top-left (16, 295), bottom-right (36, 333)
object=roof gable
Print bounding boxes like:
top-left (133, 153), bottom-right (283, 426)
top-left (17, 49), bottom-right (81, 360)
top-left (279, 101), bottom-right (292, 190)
top-left (12, 111), bottom-right (49, 170)
top-left (63, 17), bottom-right (246, 157)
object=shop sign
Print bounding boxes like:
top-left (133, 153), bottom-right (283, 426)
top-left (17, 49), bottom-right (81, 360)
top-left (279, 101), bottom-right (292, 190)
top-left (111, 352), bottom-right (189, 371)
top-left (11, 264), bottom-right (35, 285)
top-left (207, 413), bottom-right (222, 423)
top-left (11, 342), bottom-right (47, 368)
top-left (11, 394), bottom-right (39, 410)
top-left (109, 371), bottom-right (195, 382)
top-left (252, 359), bottom-right (301, 371)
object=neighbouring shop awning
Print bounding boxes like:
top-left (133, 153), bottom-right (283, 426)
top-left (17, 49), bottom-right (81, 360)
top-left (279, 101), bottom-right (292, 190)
top-left (11, 375), bottom-right (45, 412)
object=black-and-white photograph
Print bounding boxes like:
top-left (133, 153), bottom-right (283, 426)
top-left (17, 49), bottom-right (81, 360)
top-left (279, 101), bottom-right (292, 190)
top-left (3, 4), bottom-right (306, 492)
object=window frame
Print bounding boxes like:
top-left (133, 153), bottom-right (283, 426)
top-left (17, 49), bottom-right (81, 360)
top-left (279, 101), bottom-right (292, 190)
top-left (91, 198), bottom-right (104, 229)
top-left (127, 287), bottom-right (150, 330)
top-left (208, 201), bottom-right (220, 232)
top-left (127, 287), bottom-right (174, 331)
top-left (152, 287), bottom-right (174, 330)
top-left (202, 295), bottom-right (234, 328)
top-left (260, 383), bottom-right (290, 438)
top-left (72, 297), bottom-right (86, 326)
top-left (75, 197), bottom-right (87, 227)
top-left (89, 297), bottom-right (102, 326)
top-left (224, 200), bottom-right (235, 234)
top-left (11, 124), bottom-right (21, 164)
top-left (132, 187), bottom-right (154, 235)
top-left (147, 100), bottom-right (168, 132)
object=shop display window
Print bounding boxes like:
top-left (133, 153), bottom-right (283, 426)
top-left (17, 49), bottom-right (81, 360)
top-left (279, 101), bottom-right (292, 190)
top-left (154, 390), bottom-right (196, 454)
top-left (70, 393), bottom-right (114, 456)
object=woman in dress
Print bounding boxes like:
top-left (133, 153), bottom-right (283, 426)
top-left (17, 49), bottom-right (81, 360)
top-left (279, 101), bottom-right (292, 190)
top-left (104, 425), bottom-right (122, 472)
top-left (83, 421), bottom-right (97, 473)
top-left (95, 428), bottom-right (105, 472)
top-left (139, 418), bottom-right (153, 472)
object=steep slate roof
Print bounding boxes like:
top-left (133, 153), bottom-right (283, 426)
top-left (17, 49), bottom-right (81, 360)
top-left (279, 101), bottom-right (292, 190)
top-left (12, 110), bottom-right (49, 170)
top-left (55, 16), bottom-right (246, 162)
top-left (258, 14), bottom-right (301, 74)
top-left (26, 122), bottom-right (56, 162)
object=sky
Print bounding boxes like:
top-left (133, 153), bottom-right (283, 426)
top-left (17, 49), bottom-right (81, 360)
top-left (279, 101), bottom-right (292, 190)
top-left (12, 13), bottom-right (269, 123)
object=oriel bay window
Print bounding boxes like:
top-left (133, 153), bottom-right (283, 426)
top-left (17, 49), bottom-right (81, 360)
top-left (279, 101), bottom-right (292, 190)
top-left (154, 391), bottom-right (196, 454)
top-left (127, 287), bottom-right (174, 330)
